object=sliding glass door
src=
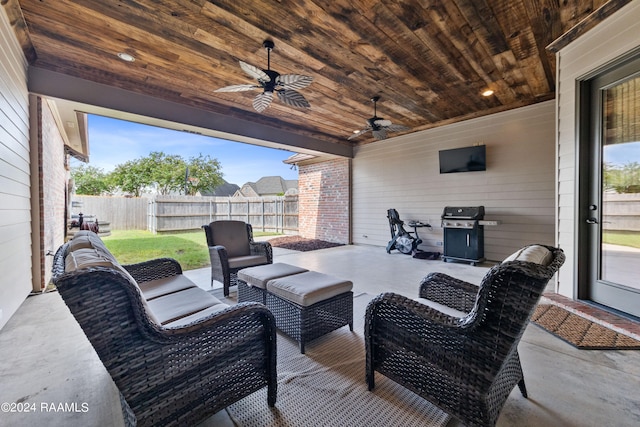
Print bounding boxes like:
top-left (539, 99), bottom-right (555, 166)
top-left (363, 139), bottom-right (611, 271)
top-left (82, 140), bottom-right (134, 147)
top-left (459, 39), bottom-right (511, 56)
top-left (584, 56), bottom-right (640, 318)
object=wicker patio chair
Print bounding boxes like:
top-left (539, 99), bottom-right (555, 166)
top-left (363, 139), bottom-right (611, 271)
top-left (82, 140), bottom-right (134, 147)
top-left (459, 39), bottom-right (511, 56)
top-left (365, 244), bottom-right (565, 427)
top-left (202, 220), bottom-right (273, 296)
top-left (51, 243), bottom-right (277, 427)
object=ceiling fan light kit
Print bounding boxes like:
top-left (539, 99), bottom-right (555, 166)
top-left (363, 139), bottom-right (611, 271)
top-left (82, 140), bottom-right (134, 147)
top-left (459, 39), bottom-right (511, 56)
top-left (348, 96), bottom-right (410, 141)
top-left (215, 40), bottom-right (313, 113)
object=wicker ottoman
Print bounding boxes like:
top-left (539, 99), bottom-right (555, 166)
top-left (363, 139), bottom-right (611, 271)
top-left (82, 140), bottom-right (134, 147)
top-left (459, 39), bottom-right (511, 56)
top-left (266, 271), bottom-right (353, 354)
top-left (237, 263), bottom-right (309, 304)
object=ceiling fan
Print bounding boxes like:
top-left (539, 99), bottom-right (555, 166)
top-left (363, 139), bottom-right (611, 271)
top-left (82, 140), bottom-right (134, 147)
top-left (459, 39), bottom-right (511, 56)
top-left (348, 96), bottom-right (410, 141)
top-left (214, 40), bottom-right (313, 113)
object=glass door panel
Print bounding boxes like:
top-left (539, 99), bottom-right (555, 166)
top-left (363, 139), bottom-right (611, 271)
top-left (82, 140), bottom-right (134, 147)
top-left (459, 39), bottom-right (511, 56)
top-left (589, 67), bottom-right (640, 317)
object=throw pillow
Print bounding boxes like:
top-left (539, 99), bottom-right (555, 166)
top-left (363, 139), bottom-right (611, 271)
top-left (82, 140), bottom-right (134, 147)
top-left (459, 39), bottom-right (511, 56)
top-left (503, 245), bottom-right (552, 265)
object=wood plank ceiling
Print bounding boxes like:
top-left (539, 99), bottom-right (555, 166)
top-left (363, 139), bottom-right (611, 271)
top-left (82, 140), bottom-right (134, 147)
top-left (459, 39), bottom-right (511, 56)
top-left (2, 0), bottom-right (616, 151)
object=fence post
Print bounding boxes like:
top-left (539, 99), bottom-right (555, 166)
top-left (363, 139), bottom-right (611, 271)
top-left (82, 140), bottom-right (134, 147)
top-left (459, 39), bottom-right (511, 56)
top-left (246, 199), bottom-right (250, 224)
top-left (148, 198), bottom-right (157, 234)
top-left (227, 199), bottom-right (231, 220)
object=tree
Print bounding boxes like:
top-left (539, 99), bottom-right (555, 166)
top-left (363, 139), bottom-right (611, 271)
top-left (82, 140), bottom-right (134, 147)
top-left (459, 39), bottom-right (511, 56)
top-left (108, 151), bottom-right (224, 196)
top-left (146, 152), bottom-right (186, 195)
top-left (109, 158), bottom-right (151, 197)
top-left (71, 164), bottom-right (112, 195)
top-left (185, 154), bottom-right (224, 195)
top-left (604, 161), bottom-right (640, 193)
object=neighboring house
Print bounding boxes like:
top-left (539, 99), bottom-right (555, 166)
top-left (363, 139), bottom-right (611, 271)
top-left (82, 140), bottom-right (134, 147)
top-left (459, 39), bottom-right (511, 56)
top-left (200, 180), bottom-right (240, 197)
top-left (234, 176), bottom-right (298, 197)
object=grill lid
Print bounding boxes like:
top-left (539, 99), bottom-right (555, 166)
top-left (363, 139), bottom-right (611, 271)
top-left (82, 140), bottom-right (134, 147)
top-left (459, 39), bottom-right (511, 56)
top-left (441, 206), bottom-right (485, 220)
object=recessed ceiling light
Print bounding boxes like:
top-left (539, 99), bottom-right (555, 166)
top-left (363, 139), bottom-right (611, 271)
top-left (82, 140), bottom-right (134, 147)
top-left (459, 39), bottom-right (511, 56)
top-left (117, 52), bottom-right (135, 62)
top-left (352, 130), bottom-right (360, 134)
top-left (482, 89), bottom-right (494, 97)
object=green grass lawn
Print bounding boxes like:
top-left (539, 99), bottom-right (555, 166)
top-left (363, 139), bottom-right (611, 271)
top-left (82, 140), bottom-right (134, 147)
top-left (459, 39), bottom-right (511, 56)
top-left (602, 230), bottom-right (640, 249)
top-left (102, 230), bottom-right (279, 271)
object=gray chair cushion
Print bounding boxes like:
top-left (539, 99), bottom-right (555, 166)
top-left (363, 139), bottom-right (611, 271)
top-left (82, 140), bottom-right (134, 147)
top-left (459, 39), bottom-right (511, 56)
top-left (146, 287), bottom-right (228, 325)
top-left (210, 221), bottom-right (250, 257)
top-left (414, 297), bottom-right (469, 318)
top-left (138, 275), bottom-right (198, 300)
top-left (163, 304), bottom-right (231, 328)
top-left (228, 255), bottom-right (269, 269)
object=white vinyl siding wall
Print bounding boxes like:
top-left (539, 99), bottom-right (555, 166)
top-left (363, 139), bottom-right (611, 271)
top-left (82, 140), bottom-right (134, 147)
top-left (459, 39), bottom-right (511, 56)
top-left (555, 0), bottom-right (640, 298)
top-left (352, 101), bottom-right (556, 263)
top-left (0, 7), bottom-right (31, 329)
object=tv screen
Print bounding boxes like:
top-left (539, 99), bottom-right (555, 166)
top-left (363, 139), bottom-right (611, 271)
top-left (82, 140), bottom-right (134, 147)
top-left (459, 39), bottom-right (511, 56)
top-left (439, 145), bottom-right (486, 173)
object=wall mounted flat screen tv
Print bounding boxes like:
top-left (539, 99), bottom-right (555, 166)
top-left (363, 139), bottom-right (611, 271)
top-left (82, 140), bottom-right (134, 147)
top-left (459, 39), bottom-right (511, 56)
top-left (439, 145), bottom-right (486, 173)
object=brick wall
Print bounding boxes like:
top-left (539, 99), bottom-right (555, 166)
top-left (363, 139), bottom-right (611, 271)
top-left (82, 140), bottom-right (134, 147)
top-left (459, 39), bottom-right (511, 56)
top-left (298, 158), bottom-right (350, 244)
top-left (38, 99), bottom-right (68, 290)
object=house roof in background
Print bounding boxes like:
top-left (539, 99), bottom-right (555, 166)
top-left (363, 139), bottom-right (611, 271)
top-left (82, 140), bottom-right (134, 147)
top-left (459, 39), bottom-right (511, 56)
top-left (201, 181), bottom-right (240, 197)
top-left (239, 176), bottom-right (298, 197)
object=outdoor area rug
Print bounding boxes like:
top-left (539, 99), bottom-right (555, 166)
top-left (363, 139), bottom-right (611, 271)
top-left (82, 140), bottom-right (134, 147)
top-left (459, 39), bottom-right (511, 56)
top-left (211, 290), bottom-right (451, 427)
top-left (531, 304), bottom-right (640, 350)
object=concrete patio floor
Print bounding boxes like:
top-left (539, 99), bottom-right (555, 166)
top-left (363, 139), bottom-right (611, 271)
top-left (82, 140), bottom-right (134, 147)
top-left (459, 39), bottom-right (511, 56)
top-left (1, 243), bottom-right (639, 426)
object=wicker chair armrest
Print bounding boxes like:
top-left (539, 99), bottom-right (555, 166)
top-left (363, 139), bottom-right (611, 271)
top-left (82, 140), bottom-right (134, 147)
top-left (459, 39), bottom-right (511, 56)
top-left (366, 292), bottom-right (470, 333)
top-left (122, 258), bottom-right (183, 283)
top-left (365, 293), bottom-right (472, 366)
top-left (250, 241), bottom-right (273, 263)
top-left (207, 245), bottom-right (228, 266)
top-left (419, 272), bottom-right (479, 313)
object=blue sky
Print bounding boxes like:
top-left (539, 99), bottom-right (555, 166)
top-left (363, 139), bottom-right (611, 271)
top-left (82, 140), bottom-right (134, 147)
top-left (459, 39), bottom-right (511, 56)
top-left (604, 141), bottom-right (640, 167)
top-left (74, 115), bottom-right (299, 186)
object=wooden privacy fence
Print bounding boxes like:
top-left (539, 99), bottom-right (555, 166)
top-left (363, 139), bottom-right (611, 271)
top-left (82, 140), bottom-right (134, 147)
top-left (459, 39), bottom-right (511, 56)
top-left (73, 195), bottom-right (299, 233)
top-left (603, 193), bottom-right (640, 232)
top-left (149, 196), bottom-right (299, 233)
top-left (72, 195), bottom-right (148, 230)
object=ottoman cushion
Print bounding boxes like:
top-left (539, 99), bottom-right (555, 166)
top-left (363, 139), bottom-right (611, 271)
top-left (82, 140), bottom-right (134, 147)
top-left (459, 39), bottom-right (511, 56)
top-left (238, 263), bottom-right (308, 289)
top-left (267, 271), bottom-right (353, 307)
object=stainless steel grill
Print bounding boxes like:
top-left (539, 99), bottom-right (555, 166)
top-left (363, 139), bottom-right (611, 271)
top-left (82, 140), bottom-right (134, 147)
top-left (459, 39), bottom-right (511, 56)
top-left (441, 206), bottom-right (485, 265)
top-left (441, 206), bottom-right (485, 229)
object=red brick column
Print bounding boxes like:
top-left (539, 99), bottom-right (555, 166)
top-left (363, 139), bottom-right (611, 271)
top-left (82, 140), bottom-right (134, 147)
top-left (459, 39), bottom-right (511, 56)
top-left (298, 158), bottom-right (350, 244)
top-left (38, 99), bottom-right (69, 290)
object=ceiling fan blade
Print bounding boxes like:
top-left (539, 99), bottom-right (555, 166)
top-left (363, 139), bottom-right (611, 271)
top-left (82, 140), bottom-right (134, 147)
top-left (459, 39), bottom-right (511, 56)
top-left (214, 84), bottom-right (260, 92)
top-left (253, 91), bottom-right (274, 112)
top-left (277, 89), bottom-right (310, 108)
top-left (348, 129), bottom-right (371, 140)
top-left (239, 61), bottom-right (270, 82)
top-left (385, 124), bottom-right (410, 132)
top-left (277, 74), bottom-right (313, 90)
top-left (374, 119), bottom-right (392, 127)
top-left (372, 129), bottom-right (388, 140)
